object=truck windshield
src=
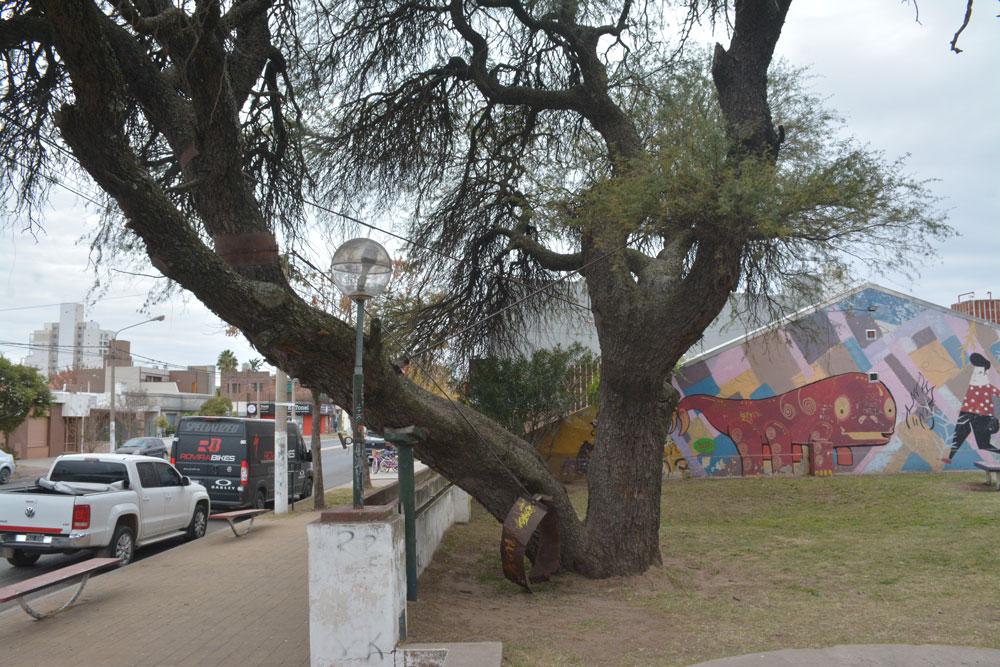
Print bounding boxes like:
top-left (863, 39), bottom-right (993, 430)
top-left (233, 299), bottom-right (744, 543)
top-left (50, 460), bottom-right (129, 485)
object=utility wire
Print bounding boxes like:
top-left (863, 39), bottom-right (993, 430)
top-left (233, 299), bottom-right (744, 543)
top-left (0, 293), bottom-right (149, 313)
top-left (406, 246), bottom-right (623, 359)
top-left (1, 111), bottom-right (592, 315)
top-left (0, 340), bottom-right (189, 370)
top-left (4, 110), bottom-right (596, 353)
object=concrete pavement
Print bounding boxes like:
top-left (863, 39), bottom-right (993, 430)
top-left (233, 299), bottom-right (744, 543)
top-left (0, 501), bottom-right (317, 666)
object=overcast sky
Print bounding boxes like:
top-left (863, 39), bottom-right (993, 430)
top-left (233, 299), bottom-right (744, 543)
top-left (0, 1), bottom-right (996, 371)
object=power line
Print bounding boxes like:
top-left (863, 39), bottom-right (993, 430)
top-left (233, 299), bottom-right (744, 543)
top-left (4, 109), bottom-right (596, 345)
top-left (1, 151), bottom-right (107, 210)
top-left (407, 246), bottom-right (623, 359)
top-left (0, 340), bottom-right (190, 370)
top-left (0, 294), bottom-right (149, 313)
top-left (2, 110), bottom-right (592, 315)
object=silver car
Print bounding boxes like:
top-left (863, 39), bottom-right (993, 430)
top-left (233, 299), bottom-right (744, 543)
top-left (0, 449), bottom-right (14, 484)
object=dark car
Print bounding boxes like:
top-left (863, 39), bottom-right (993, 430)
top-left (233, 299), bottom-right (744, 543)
top-left (116, 436), bottom-right (168, 459)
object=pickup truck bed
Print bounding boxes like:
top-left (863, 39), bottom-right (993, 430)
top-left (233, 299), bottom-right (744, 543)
top-left (0, 454), bottom-right (210, 566)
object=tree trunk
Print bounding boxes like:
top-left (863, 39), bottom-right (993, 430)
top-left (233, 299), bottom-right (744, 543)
top-left (577, 381), bottom-right (673, 576)
top-left (310, 389), bottom-right (326, 510)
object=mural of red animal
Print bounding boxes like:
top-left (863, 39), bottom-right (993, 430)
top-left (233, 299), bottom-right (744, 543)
top-left (673, 373), bottom-right (896, 476)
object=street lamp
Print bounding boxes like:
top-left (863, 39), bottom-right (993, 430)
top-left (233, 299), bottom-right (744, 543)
top-left (330, 238), bottom-right (392, 509)
top-left (109, 315), bottom-right (165, 451)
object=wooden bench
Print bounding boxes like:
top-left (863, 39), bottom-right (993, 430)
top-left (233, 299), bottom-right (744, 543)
top-left (974, 461), bottom-right (1000, 490)
top-left (0, 557), bottom-right (121, 620)
top-left (210, 508), bottom-right (270, 537)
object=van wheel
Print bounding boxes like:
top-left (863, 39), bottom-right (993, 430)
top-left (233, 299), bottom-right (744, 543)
top-left (6, 550), bottom-right (40, 567)
top-left (102, 523), bottom-right (135, 565)
top-left (300, 476), bottom-right (313, 500)
top-left (254, 490), bottom-right (266, 509)
top-left (187, 504), bottom-right (208, 540)
top-left (0, 467), bottom-right (10, 484)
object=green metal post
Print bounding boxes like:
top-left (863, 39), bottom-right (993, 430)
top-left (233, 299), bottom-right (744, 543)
top-left (352, 301), bottom-right (366, 509)
top-left (398, 443), bottom-right (417, 601)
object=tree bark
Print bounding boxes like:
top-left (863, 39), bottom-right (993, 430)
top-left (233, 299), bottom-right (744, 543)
top-left (310, 388), bottom-right (326, 510)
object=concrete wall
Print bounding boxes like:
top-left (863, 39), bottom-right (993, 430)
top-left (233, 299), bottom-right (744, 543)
top-left (669, 285), bottom-right (1000, 478)
top-left (308, 473), bottom-right (471, 666)
top-left (413, 475), bottom-right (472, 576)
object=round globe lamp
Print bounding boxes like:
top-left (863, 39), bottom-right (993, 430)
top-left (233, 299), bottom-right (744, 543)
top-left (331, 238), bottom-right (392, 508)
top-left (331, 238), bottom-right (393, 301)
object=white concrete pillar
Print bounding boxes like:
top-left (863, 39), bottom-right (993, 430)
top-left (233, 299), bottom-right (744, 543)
top-left (308, 505), bottom-right (406, 666)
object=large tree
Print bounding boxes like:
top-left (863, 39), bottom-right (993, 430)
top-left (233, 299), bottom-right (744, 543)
top-left (0, 356), bottom-right (51, 449)
top-left (0, 1), bottom-right (976, 576)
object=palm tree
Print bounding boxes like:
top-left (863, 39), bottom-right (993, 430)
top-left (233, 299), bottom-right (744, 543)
top-left (217, 349), bottom-right (238, 373)
top-left (247, 358), bottom-right (264, 372)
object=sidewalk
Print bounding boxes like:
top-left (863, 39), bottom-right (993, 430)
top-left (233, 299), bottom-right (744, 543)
top-left (0, 505), bottom-right (316, 666)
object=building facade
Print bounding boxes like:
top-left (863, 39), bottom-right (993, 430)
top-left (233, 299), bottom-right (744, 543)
top-left (951, 294), bottom-right (1000, 325)
top-left (25, 303), bottom-right (113, 377)
top-left (668, 284), bottom-right (1000, 478)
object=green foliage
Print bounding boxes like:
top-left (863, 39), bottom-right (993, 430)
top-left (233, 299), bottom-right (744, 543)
top-left (0, 356), bottom-right (52, 443)
top-left (465, 344), bottom-right (595, 435)
top-left (217, 349), bottom-right (238, 373)
top-left (570, 55), bottom-right (951, 307)
top-left (154, 414), bottom-right (170, 435)
top-left (197, 395), bottom-right (233, 416)
top-left (247, 358), bottom-right (264, 372)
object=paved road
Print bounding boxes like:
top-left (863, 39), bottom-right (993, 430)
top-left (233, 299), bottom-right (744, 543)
top-left (0, 436), bottom-right (355, 597)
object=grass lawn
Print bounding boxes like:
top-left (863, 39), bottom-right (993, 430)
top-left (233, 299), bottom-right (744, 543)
top-left (406, 473), bottom-right (1000, 666)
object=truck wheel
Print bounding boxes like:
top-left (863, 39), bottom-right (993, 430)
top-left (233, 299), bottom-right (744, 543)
top-left (102, 523), bottom-right (135, 565)
top-left (254, 490), bottom-right (266, 509)
top-left (186, 504), bottom-right (208, 540)
top-left (300, 476), bottom-right (313, 500)
top-left (0, 467), bottom-right (10, 484)
top-left (6, 550), bottom-right (40, 567)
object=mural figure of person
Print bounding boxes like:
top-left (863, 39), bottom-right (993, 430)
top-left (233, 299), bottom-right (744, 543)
top-left (942, 353), bottom-right (1000, 464)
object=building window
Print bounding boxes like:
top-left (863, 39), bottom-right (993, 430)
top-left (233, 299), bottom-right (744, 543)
top-left (868, 372), bottom-right (879, 382)
top-left (865, 329), bottom-right (877, 340)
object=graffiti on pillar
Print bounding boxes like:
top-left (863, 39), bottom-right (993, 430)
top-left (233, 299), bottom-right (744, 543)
top-left (672, 373), bottom-right (896, 476)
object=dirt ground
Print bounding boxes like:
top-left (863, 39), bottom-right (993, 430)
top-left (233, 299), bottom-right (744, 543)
top-left (405, 473), bottom-right (1000, 666)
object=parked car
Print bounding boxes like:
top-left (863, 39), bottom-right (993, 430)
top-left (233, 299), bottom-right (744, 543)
top-left (171, 416), bottom-right (313, 510)
top-left (116, 436), bottom-right (168, 459)
top-left (0, 453), bottom-right (210, 567)
top-left (0, 449), bottom-right (14, 484)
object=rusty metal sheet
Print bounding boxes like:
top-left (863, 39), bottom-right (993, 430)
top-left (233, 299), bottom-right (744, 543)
top-left (501, 494), bottom-right (560, 592)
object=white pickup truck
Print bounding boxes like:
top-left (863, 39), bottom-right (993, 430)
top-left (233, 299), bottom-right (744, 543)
top-left (0, 454), bottom-right (210, 567)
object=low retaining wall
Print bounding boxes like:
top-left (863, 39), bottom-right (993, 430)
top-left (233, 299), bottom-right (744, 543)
top-left (308, 472), bottom-right (471, 666)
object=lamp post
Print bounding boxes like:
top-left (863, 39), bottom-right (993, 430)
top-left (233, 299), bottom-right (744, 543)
top-left (330, 238), bottom-right (393, 509)
top-left (108, 315), bottom-right (165, 451)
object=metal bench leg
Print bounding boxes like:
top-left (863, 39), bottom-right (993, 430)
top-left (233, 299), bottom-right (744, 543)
top-left (18, 573), bottom-right (91, 620)
top-left (228, 517), bottom-right (254, 537)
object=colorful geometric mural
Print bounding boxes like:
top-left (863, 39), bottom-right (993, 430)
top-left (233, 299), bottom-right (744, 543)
top-left (670, 284), bottom-right (1000, 477)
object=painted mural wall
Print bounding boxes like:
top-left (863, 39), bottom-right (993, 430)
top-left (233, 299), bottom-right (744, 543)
top-left (670, 286), bottom-right (1000, 478)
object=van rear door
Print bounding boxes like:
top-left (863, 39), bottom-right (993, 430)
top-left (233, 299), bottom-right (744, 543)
top-left (172, 419), bottom-right (246, 505)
